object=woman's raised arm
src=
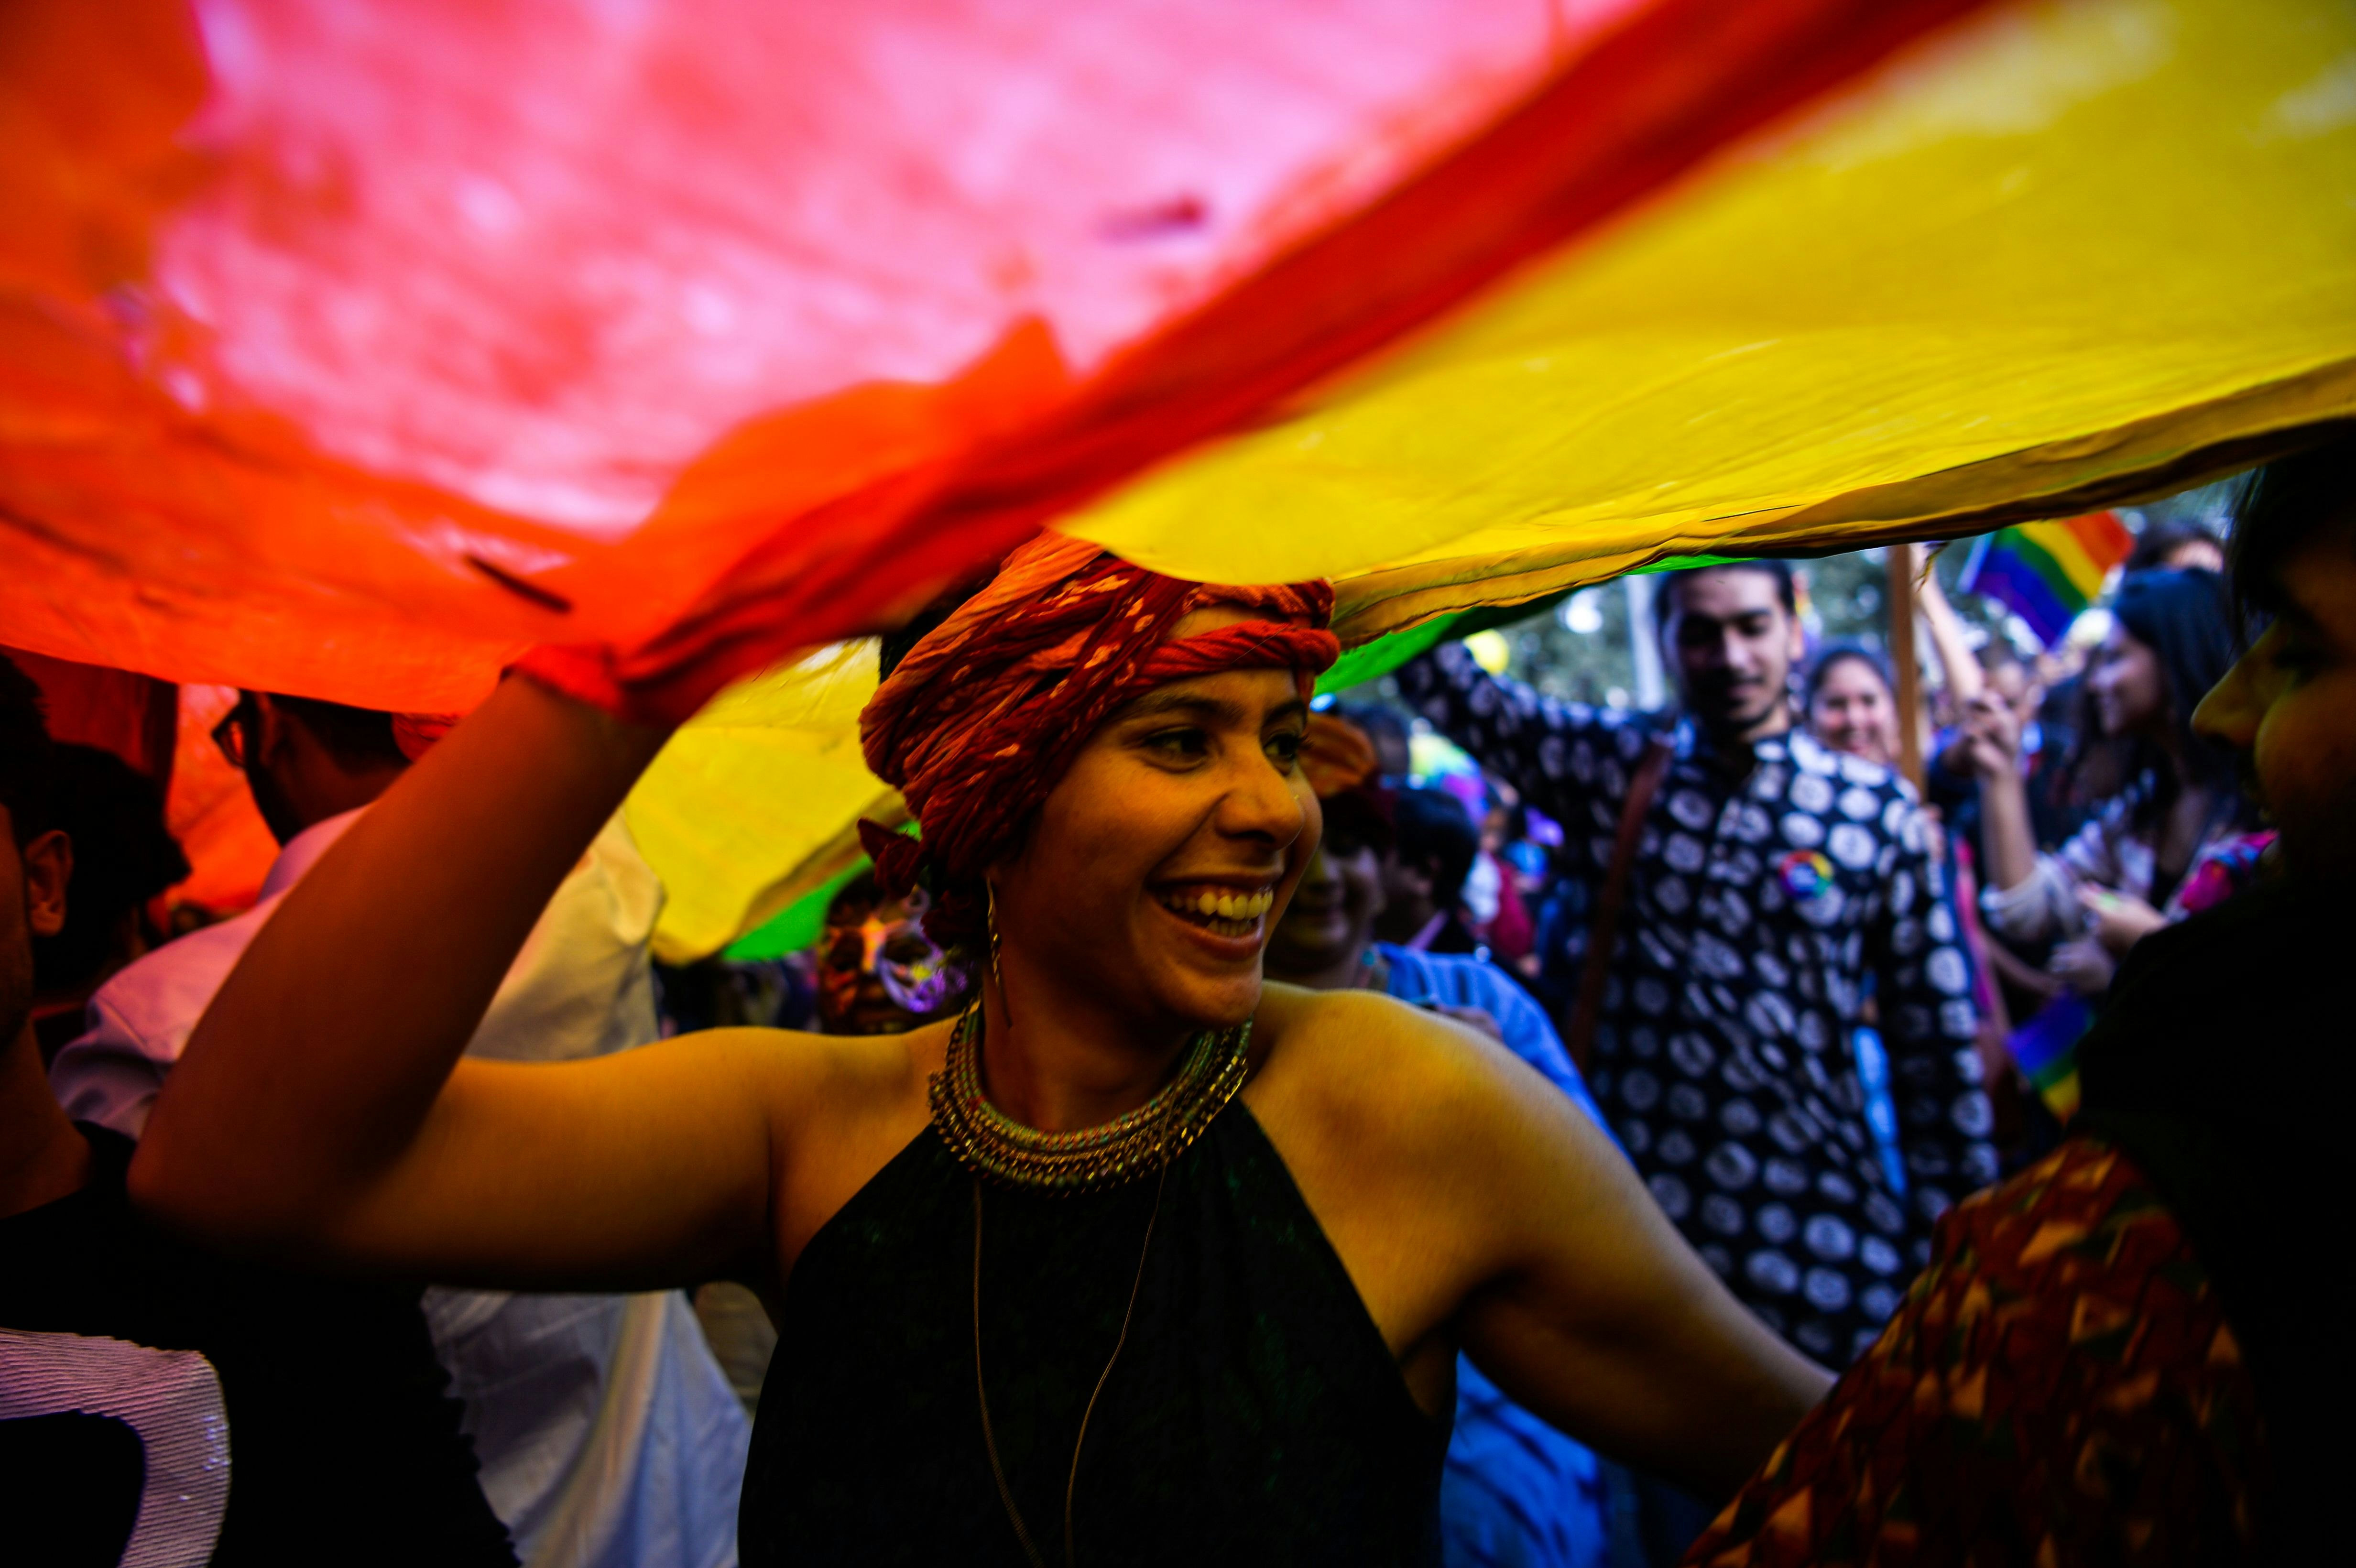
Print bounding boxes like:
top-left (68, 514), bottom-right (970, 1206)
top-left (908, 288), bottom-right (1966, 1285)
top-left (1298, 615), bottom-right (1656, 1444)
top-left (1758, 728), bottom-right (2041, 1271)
top-left (1445, 1061), bottom-right (1832, 1501)
top-left (131, 676), bottom-right (789, 1291)
top-left (1915, 546), bottom-right (1985, 708)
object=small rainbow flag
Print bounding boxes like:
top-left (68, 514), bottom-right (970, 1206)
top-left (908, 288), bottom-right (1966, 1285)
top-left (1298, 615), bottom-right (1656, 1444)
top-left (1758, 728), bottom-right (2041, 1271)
top-left (1957, 512), bottom-right (2135, 648)
top-left (2006, 992), bottom-right (2092, 1122)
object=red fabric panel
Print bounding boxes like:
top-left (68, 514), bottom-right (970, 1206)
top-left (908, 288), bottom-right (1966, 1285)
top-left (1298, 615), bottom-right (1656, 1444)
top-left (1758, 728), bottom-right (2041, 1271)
top-left (1, 0), bottom-right (1990, 713)
top-left (654, 0), bottom-right (2002, 714)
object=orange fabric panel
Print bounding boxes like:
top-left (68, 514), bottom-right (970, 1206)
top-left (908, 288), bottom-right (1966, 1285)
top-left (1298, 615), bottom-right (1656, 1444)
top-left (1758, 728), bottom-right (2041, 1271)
top-left (1, 0), bottom-right (1990, 716)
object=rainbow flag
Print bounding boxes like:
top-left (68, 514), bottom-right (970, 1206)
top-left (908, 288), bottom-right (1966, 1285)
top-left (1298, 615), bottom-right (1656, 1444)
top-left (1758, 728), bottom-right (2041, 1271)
top-left (1957, 512), bottom-right (2135, 647)
top-left (2006, 993), bottom-right (2092, 1122)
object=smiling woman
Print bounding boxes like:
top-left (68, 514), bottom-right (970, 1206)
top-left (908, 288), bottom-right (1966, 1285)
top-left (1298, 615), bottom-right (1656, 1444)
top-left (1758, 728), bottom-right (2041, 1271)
top-left (131, 538), bottom-right (1828, 1567)
top-left (1805, 642), bottom-right (1898, 770)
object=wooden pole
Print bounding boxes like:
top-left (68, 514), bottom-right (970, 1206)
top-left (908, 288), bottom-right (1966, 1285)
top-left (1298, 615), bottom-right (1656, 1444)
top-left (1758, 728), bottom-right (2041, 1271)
top-left (1886, 545), bottom-right (1924, 794)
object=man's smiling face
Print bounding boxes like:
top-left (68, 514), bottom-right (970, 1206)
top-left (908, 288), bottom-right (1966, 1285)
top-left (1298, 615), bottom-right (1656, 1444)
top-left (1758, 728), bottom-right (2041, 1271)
top-left (1661, 567), bottom-right (1804, 742)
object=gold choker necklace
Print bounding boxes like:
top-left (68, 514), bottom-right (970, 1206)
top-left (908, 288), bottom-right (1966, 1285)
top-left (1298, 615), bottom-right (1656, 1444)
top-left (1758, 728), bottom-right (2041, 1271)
top-left (930, 1002), bottom-right (1251, 1194)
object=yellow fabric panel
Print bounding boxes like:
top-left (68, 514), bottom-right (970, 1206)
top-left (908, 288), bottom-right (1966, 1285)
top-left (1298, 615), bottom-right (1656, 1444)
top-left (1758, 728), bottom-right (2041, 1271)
top-left (1058, 0), bottom-right (2356, 638)
top-left (634, 0), bottom-right (2356, 959)
top-left (625, 641), bottom-right (902, 965)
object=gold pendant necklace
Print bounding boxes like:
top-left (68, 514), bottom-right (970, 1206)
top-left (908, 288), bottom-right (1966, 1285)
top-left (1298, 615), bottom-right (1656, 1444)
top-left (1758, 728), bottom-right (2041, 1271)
top-left (929, 1001), bottom-right (1250, 1195)
top-left (972, 1165), bottom-right (1167, 1568)
top-left (943, 1000), bottom-right (1237, 1562)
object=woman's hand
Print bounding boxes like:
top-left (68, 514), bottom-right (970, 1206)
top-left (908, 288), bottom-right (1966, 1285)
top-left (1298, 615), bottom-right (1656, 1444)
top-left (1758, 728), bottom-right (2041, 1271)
top-left (2048, 935), bottom-right (2117, 997)
top-left (1958, 692), bottom-right (2022, 780)
top-left (1964, 690), bottom-right (2039, 894)
top-left (2077, 886), bottom-right (2168, 957)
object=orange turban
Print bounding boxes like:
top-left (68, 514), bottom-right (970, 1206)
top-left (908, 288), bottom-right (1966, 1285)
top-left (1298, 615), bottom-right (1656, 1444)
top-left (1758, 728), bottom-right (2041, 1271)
top-left (858, 534), bottom-right (1339, 946)
top-left (1295, 712), bottom-right (1379, 799)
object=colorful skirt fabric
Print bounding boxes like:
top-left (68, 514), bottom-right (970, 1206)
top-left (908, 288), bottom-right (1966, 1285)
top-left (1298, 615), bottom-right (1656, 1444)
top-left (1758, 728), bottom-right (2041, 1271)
top-left (1684, 1136), bottom-right (2268, 1567)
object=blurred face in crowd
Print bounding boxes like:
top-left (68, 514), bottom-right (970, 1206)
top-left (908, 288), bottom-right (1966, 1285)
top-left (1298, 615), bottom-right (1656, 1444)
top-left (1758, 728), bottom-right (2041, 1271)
top-left (1661, 568), bottom-right (1804, 741)
top-left (1985, 658), bottom-right (2043, 729)
top-left (1264, 807), bottom-right (1385, 979)
top-left (0, 814), bottom-right (70, 1053)
top-left (2162, 535), bottom-right (2226, 574)
top-left (2194, 517), bottom-right (2356, 878)
top-left (1378, 849), bottom-right (1423, 919)
top-left (1362, 722), bottom-right (1413, 783)
top-left (1807, 656), bottom-right (1896, 768)
top-left (815, 881), bottom-right (968, 1035)
top-left (2088, 624), bottom-right (2167, 740)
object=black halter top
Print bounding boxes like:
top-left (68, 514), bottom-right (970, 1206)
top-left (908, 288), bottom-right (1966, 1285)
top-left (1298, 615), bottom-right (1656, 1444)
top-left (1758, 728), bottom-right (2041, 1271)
top-left (740, 1102), bottom-right (1447, 1566)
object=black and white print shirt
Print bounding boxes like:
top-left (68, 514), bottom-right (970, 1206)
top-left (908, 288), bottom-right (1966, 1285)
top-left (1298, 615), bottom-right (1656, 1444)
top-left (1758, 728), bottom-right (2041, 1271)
top-left (1402, 643), bottom-right (1998, 1363)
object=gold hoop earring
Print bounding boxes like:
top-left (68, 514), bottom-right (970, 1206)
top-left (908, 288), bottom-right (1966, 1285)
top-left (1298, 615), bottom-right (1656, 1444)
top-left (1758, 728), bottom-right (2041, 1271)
top-left (986, 882), bottom-right (1008, 1020)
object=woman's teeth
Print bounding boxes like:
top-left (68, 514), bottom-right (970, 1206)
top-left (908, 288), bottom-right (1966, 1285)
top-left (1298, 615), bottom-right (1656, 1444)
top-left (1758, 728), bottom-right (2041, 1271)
top-left (1161, 887), bottom-right (1274, 935)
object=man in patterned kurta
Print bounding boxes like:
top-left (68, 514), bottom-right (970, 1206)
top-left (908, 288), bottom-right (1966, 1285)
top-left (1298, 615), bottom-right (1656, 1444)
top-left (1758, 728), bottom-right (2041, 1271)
top-left (1401, 564), bottom-right (1996, 1364)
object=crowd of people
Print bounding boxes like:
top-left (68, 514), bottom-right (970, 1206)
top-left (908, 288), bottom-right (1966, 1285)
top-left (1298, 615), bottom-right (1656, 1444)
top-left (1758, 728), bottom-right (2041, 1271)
top-left (0, 438), bottom-right (2346, 1566)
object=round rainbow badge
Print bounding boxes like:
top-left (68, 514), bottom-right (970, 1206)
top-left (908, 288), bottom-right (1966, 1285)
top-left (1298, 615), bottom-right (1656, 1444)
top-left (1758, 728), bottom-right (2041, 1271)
top-left (1778, 848), bottom-right (1836, 899)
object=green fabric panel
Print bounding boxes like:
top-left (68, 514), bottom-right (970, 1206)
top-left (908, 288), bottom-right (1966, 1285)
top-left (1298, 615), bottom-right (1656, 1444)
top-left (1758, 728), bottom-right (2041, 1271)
top-left (721, 862), bottom-right (865, 960)
top-left (1641, 554), bottom-right (1750, 571)
top-left (1316, 613), bottom-right (1464, 694)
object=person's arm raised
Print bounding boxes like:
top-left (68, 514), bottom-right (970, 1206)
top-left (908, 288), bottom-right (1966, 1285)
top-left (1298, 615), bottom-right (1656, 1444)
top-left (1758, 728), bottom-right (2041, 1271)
top-left (131, 675), bottom-right (787, 1292)
top-left (1913, 546), bottom-right (1984, 708)
top-left (1962, 691), bottom-right (2039, 893)
top-left (1393, 642), bottom-right (1605, 828)
top-left (1270, 991), bottom-right (1829, 1502)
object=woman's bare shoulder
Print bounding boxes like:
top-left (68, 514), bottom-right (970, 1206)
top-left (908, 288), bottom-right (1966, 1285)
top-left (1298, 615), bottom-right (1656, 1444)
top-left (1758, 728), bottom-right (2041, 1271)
top-left (1247, 984), bottom-right (1530, 1152)
top-left (1242, 985), bottom-right (1615, 1370)
top-left (1255, 980), bottom-right (1505, 1067)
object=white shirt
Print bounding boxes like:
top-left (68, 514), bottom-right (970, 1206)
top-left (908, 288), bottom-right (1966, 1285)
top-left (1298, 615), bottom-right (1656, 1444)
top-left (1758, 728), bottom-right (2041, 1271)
top-left (52, 809), bottom-right (751, 1568)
